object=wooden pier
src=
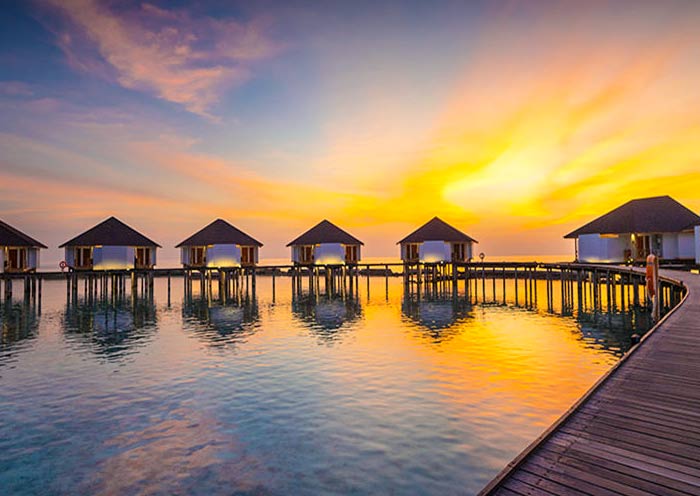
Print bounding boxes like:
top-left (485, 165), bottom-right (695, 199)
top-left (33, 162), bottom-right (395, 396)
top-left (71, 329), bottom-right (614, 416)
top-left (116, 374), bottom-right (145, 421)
top-left (479, 268), bottom-right (700, 496)
top-left (1, 262), bottom-right (685, 318)
top-left (3, 261), bottom-right (697, 494)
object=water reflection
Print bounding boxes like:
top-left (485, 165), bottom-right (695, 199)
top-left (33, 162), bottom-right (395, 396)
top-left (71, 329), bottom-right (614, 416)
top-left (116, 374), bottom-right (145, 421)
top-left (62, 295), bottom-right (157, 360)
top-left (88, 407), bottom-right (270, 495)
top-left (401, 294), bottom-right (473, 343)
top-left (0, 300), bottom-right (40, 359)
top-left (292, 290), bottom-right (362, 344)
top-left (182, 295), bottom-right (260, 348)
top-left (1, 275), bottom-right (667, 495)
top-left (575, 306), bottom-right (654, 355)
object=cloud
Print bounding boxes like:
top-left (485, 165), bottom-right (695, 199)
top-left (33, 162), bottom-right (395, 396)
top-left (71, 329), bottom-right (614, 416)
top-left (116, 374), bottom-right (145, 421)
top-left (44, 0), bottom-right (280, 116)
top-left (0, 106), bottom-right (374, 260)
top-left (0, 81), bottom-right (34, 97)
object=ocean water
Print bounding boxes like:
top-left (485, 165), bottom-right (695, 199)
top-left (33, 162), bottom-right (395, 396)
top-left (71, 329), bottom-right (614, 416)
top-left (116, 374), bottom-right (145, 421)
top-left (0, 275), bottom-right (651, 495)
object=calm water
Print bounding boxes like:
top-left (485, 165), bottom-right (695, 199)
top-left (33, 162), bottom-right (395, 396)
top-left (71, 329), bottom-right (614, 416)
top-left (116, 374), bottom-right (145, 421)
top-left (0, 275), bottom-right (651, 495)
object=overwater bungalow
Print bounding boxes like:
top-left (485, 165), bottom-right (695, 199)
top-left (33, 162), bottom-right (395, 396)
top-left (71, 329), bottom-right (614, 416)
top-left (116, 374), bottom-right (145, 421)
top-left (565, 195), bottom-right (700, 263)
top-left (176, 219), bottom-right (263, 268)
top-left (60, 217), bottom-right (160, 271)
top-left (398, 217), bottom-right (477, 264)
top-left (0, 219), bottom-right (47, 273)
top-left (287, 220), bottom-right (363, 265)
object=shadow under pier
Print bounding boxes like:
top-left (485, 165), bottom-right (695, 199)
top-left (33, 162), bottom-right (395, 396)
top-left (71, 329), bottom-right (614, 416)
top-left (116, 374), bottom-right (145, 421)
top-left (64, 269), bottom-right (156, 307)
top-left (402, 262), bottom-right (684, 321)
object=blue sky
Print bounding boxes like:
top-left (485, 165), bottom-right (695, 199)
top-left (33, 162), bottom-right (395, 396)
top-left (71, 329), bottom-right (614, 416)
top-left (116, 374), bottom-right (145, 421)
top-left (2, 1), bottom-right (700, 266)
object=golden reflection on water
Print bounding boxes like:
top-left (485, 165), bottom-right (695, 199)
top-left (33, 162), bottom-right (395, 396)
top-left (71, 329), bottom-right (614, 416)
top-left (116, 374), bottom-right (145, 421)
top-left (0, 274), bottom-right (643, 494)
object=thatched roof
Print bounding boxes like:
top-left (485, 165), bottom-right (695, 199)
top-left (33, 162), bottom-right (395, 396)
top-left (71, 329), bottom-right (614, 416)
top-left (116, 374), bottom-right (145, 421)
top-left (398, 217), bottom-right (477, 244)
top-left (176, 219), bottom-right (262, 248)
top-left (0, 219), bottom-right (47, 248)
top-left (286, 220), bottom-right (363, 247)
top-left (564, 196), bottom-right (700, 239)
top-left (59, 217), bottom-right (161, 248)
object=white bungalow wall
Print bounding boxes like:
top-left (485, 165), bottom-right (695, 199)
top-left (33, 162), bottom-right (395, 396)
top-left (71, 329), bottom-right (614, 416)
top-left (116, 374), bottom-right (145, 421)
top-left (678, 233), bottom-right (695, 259)
top-left (64, 248), bottom-right (75, 267)
top-left (419, 240), bottom-right (451, 263)
top-left (93, 246), bottom-right (135, 270)
top-left (180, 247), bottom-right (190, 266)
top-left (206, 244), bottom-right (241, 268)
top-left (662, 234), bottom-right (679, 259)
top-left (315, 243), bottom-right (346, 265)
top-left (27, 247), bottom-right (39, 270)
top-left (577, 234), bottom-right (631, 263)
top-left (696, 226), bottom-right (700, 264)
top-left (652, 233), bottom-right (695, 260)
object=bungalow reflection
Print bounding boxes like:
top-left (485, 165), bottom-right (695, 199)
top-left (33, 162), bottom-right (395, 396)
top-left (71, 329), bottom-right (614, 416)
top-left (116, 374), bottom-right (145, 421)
top-left (61, 294), bottom-right (157, 360)
top-left (0, 300), bottom-right (39, 358)
top-left (181, 295), bottom-right (260, 348)
top-left (292, 290), bottom-right (362, 343)
top-left (401, 294), bottom-right (473, 343)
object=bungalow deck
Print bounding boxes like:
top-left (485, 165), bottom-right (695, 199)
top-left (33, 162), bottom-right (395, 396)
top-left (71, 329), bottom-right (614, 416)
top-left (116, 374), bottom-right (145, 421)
top-left (479, 268), bottom-right (700, 495)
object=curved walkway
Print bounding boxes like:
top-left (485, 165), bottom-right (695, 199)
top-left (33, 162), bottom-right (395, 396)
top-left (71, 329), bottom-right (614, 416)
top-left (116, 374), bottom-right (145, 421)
top-left (480, 270), bottom-right (700, 496)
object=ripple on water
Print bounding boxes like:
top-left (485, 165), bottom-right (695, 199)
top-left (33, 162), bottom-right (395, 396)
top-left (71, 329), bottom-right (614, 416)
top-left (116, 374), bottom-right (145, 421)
top-left (0, 277), bottom-right (651, 495)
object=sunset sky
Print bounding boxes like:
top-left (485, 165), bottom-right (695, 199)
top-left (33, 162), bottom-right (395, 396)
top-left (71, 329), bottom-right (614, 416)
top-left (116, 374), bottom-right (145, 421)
top-left (2, 0), bottom-right (700, 266)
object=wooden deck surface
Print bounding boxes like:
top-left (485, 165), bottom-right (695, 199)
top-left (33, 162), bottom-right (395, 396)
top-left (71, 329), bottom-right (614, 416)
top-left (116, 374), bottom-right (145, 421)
top-left (480, 270), bottom-right (700, 496)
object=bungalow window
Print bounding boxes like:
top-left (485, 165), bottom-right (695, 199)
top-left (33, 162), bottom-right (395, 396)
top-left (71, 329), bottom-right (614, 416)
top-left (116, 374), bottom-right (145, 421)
top-left (75, 247), bottom-right (92, 269)
top-left (405, 244), bottom-right (419, 262)
top-left (135, 247), bottom-right (151, 268)
top-left (241, 246), bottom-right (255, 265)
top-left (452, 243), bottom-right (466, 262)
top-left (7, 247), bottom-right (27, 271)
top-left (345, 245), bottom-right (358, 264)
top-left (653, 234), bottom-right (663, 257)
top-left (300, 245), bottom-right (314, 264)
top-left (190, 247), bottom-right (205, 266)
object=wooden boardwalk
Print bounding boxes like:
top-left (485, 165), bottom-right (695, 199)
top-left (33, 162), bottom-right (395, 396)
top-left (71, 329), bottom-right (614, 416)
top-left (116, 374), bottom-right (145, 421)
top-left (480, 269), bottom-right (700, 496)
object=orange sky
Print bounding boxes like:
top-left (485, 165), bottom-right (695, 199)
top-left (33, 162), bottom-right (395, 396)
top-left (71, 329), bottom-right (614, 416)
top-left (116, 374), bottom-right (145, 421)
top-left (1, 1), bottom-right (700, 265)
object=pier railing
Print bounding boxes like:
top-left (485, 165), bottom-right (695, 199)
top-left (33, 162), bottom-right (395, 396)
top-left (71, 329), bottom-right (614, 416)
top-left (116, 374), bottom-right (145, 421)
top-left (1, 263), bottom-right (686, 323)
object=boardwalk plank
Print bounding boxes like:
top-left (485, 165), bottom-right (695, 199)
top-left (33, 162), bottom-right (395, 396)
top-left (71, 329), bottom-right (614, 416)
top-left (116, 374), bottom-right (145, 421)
top-left (520, 458), bottom-right (651, 496)
top-left (536, 445), bottom-right (700, 495)
top-left (480, 269), bottom-right (700, 496)
top-left (501, 478), bottom-right (560, 496)
top-left (549, 434), bottom-right (700, 479)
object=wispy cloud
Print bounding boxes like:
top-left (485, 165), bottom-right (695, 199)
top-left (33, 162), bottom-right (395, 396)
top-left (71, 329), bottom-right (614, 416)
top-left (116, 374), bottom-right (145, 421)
top-left (44, 0), bottom-right (281, 116)
top-left (0, 81), bottom-right (34, 97)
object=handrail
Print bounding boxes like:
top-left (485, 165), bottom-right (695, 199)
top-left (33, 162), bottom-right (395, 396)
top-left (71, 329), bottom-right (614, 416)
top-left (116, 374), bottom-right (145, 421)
top-left (477, 266), bottom-right (688, 495)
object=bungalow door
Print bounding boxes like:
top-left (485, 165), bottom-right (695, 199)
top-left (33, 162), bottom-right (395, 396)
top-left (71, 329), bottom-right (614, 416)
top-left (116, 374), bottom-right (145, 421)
top-left (451, 243), bottom-right (466, 262)
top-left (345, 245), bottom-right (358, 264)
top-left (75, 247), bottom-right (92, 269)
top-left (241, 246), bottom-right (255, 266)
top-left (635, 235), bottom-right (651, 260)
top-left (405, 244), bottom-right (419, 262)
top-left (135, 247), bottom-right (151, 269)
top-left (190, 247), bottom-right (205, 266)
top-left (7, 247), bottom-right (27, 271)
top-left (300, 245), bottom-right (314, 264)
